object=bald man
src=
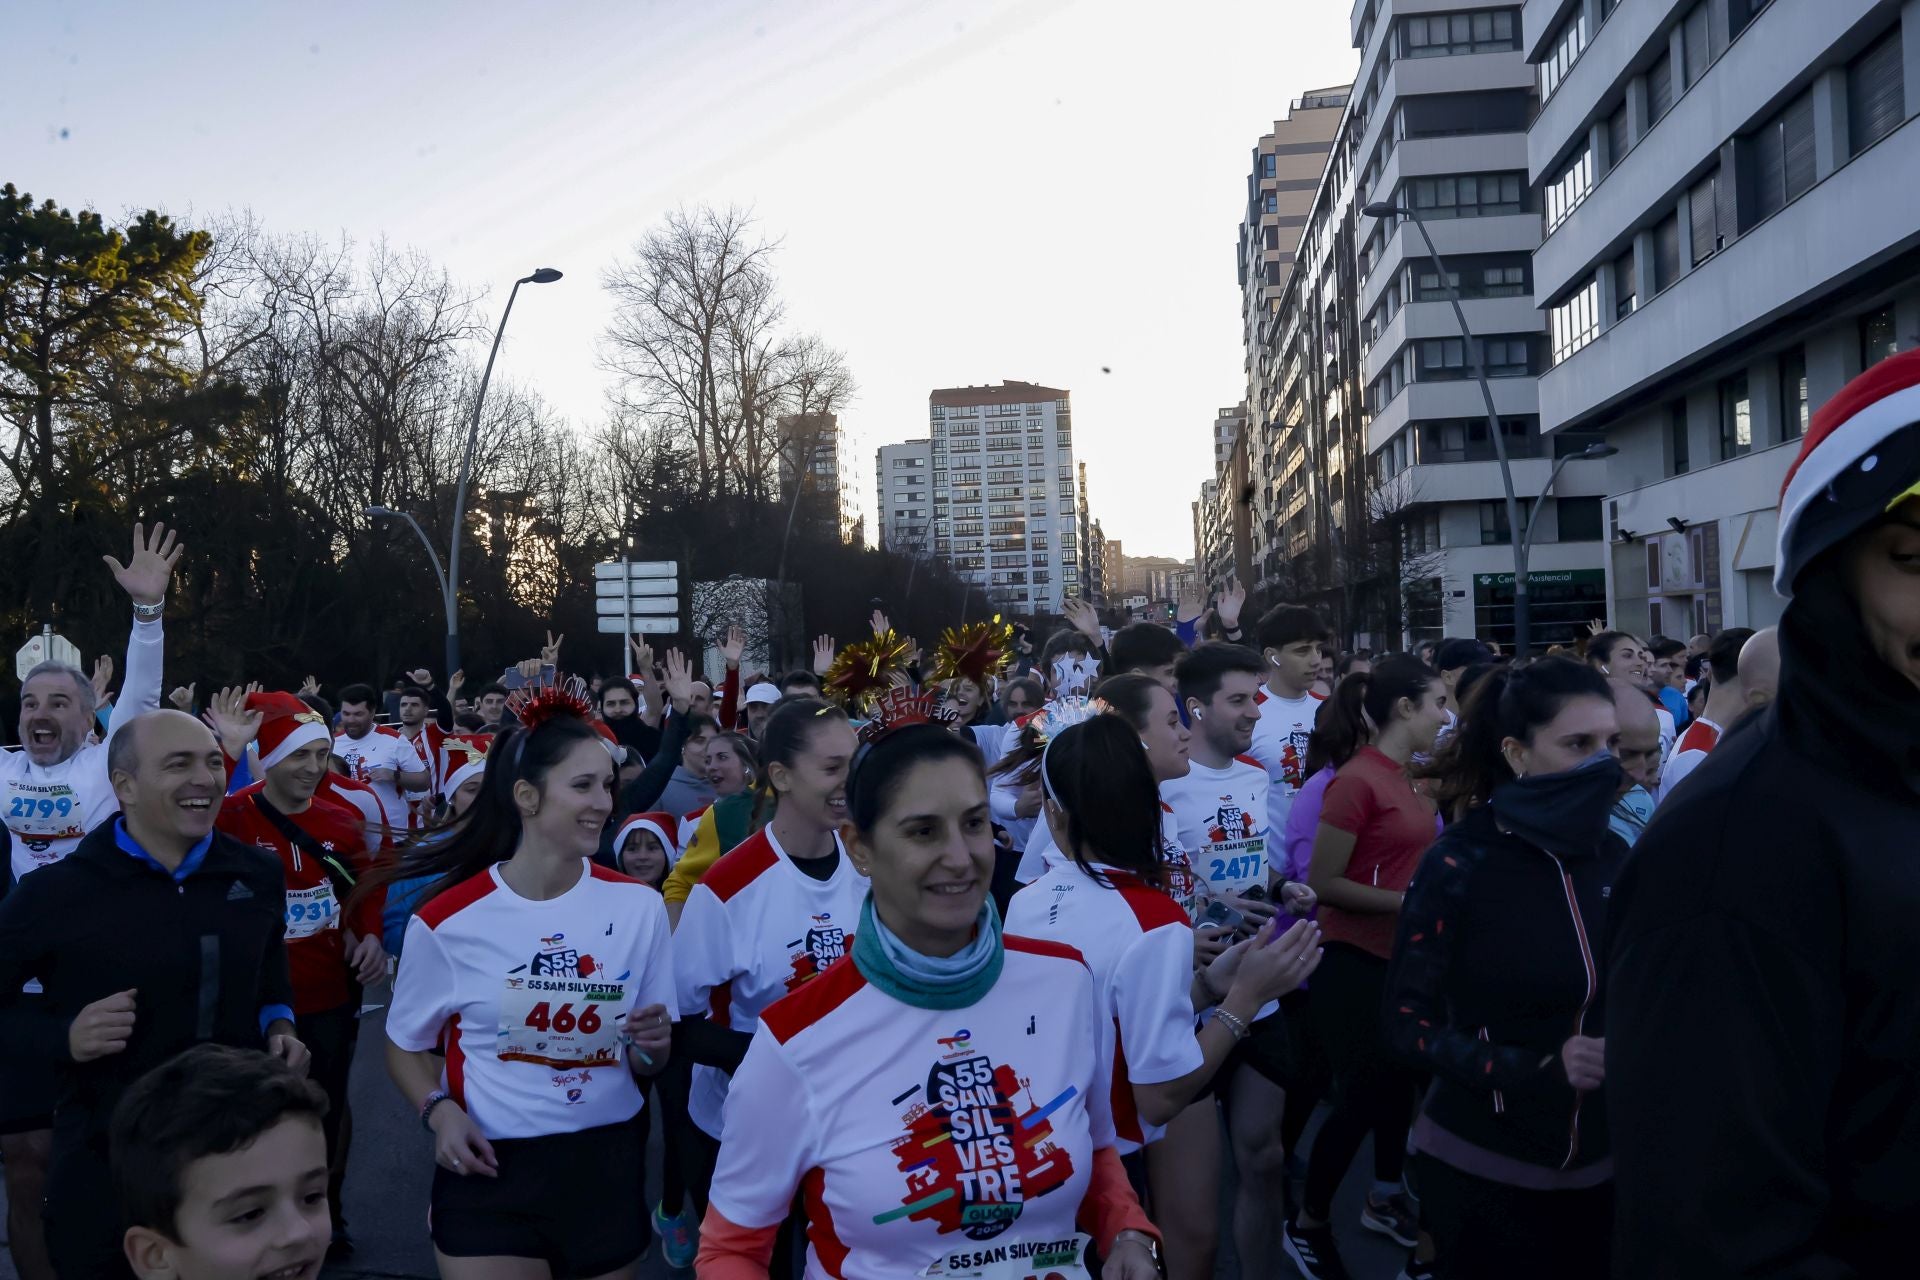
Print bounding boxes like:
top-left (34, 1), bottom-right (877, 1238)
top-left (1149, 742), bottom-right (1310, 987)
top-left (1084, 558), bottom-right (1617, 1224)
top-left (0, 711), bottom-right (303, 1279)
top-left (1608, 678), bottom-right (1662, 846)
top-left (1738, 627), bottom-right (1780, 708)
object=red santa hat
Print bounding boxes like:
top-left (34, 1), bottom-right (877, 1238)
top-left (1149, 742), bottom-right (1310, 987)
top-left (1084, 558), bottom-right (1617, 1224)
top-left (613, 811), bottom-right (678, 861)
top-left (249, 692), bottom-right (332, 771)
top-left (441, 734), bottom-right (493, 797)
top-left (1776, 348), bottom-right (1920, 595)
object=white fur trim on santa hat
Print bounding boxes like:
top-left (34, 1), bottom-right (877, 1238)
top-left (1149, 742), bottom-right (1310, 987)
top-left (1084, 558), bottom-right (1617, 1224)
top-left (444, 759), bottom-right (487, 797)
top-left (1775, 376), bottom-right (1920, 595)
top-left (258, 720), bottom-right (331, 772)
top-left (614, 813), bottom-right (678, 858)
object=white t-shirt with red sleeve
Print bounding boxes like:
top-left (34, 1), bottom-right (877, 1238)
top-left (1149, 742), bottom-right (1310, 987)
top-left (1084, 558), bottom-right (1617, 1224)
top-left (332, 729), bottom-right (425, 830)
top-left (1006, 863), bottom-right (1202, 1153)
top-left (1657, 716), bottom-right (1722, 805)
top-left (1159, 754), bottom-right (1272, 903)
top-left (709, 936), bottom-right (1111, 1280)
top-left (386, 859), bottom-right (677, 1139)
top-left (1246, 685), bottom-right (1324, 865)
top-left (672, 827), bottom-right (869, 1138)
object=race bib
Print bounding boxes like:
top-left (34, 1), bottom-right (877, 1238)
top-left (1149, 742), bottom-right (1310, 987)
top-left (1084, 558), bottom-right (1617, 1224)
top-left (284, 882), bottom-right (341, 940)
top-left (1202, 840), bottom-right (1267, 900)
top-left (497, 977), bottom-right (626, 1070)
top-left (921, 1233), bottom-right (1091, 1280)
top-left (4, 778), bottom-right (85, 841)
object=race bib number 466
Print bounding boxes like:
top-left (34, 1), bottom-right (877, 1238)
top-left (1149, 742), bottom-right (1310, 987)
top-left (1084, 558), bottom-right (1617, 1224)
top-left (497, 979), bottom-right (625, 1070)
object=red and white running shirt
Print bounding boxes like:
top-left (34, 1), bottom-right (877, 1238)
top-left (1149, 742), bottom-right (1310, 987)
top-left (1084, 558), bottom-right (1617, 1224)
top-left (332, 729), bottom-right (426, 831)
top-left (1005, 864), bottom-right (1202, 1153)
top-left (1160, 755), bottom-right (1272, 902)
top-left (387, 860), bottom-right (677, 1139)
top-left (710, 937), bottom-right (1112, 1280)
top-left (1246, 685), bottom-right (1325, 864)
top-left (1657, 716), bottom-right (1722, 805)
top-left (673, 827), bottom-right (869, 1138)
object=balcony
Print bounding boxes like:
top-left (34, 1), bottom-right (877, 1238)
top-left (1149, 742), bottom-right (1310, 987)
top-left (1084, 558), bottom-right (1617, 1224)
top-left (1368, 376), bottom-right (1542, 455)
top-left (1363, 295), bottom-right (1548, 386)
top-left (1362, 212), bottom-right (1541, 314)
top-left (1375, 454), bottom-right (1608, 510)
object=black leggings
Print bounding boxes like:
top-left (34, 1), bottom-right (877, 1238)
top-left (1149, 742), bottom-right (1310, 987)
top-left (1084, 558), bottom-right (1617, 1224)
top-left (1415, 1153), bottom-right (1612, 1279)
top-left (675, 1068), bottom-right (801, 1279)
top-left (1302, 943), bottom-right (1418, 1223)
top-left (296, 1003), bottom-right (360, 1228)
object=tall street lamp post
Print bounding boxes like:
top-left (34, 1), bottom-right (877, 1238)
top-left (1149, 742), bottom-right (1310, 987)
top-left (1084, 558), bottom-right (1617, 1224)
top-left (365, 505), bottom-right (454, 667)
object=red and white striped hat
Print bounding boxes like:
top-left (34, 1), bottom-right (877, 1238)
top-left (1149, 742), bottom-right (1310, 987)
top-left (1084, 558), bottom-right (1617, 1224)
top-left (1775, 348), bottom-right (1920, 595)
top-left (249, 692), bottom-right (332, 771)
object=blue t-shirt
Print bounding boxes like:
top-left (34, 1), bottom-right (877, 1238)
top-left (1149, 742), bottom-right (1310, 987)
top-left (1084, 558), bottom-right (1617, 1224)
top-left (1658, 685), bottom-right (1690, 731)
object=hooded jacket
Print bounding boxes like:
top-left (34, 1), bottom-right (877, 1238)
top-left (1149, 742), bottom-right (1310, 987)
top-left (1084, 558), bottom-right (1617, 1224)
top-left (1608, 568), bottom-right (1920, 1276)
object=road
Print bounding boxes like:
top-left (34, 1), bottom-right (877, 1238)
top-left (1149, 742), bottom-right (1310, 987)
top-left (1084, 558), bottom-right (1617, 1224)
top-left (0, 990), bottom-right (1404, 1280)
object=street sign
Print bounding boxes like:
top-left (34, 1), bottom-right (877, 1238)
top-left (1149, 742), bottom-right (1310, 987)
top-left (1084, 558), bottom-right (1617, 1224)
top-left (15, 627), bottom-right (81, 681)
top-left (594, 577), bottom-right (678, 598)
top-left (594, 597), bottom-right (677, 616)
top-left (596, 616), bottom-right (677, 635)
top-left (594, 560), bottom-right (677, 580)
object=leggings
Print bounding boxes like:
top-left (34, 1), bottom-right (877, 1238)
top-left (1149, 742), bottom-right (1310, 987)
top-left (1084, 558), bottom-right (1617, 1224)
top-left (1302, 942), bottom-right (1418, 1223)
top-left (1415, 1153), bottom-right (1612, 1279)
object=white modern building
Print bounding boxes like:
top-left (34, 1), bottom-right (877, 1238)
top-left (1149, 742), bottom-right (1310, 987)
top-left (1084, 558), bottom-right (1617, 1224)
top-left (876, 438), bottom-right (933, 555)
top-left (928, 381), bottom-right (1079, 617)
top-left (1526, 0), bottom-right (1920, 632)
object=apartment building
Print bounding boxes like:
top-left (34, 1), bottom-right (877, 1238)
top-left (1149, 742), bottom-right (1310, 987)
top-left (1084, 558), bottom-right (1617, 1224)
top-left (928, 381), bottom-right (1079, 617)
top-left (1526, 0), bottom-right (1920, 633)
top-left (876, 438), bottom-right (933, 555)
top-left (777, 413), bottom-right (861, 543)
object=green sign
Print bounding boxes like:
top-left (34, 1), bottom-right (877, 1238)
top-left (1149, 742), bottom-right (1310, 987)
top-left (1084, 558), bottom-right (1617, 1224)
top-left (1474, 569), bottom-right (1606, 589)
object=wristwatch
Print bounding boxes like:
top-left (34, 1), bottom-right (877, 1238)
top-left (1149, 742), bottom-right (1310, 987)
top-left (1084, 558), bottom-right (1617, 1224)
top-left (131, 599), bottom-right (164, 622)
top-left (1112, 1229), bottom-right (1164, 1275)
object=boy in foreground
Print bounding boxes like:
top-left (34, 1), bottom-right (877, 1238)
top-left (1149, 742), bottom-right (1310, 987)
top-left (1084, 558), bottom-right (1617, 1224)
top-left (111, 1045), bottom-right (331, 1280)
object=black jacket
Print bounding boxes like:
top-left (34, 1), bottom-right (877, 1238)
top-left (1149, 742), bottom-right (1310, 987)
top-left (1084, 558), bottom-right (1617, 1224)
top-left (1609, 570), bottom-right (1920, 1277)
top-left (0, 821), bottom-right (294, 1147)
top-left (1386, 805), bottom-right (1622, 1174)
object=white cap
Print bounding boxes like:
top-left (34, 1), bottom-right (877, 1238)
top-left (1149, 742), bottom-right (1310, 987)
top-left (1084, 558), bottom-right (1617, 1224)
top-left (744, 683), bottom-right (780, 707)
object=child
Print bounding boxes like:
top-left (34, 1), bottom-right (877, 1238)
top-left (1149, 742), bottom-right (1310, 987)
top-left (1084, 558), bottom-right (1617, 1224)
top-left (606, 811), bottom-right (676, 887)
top-left (112, 1044), bottom-right (331, 1280)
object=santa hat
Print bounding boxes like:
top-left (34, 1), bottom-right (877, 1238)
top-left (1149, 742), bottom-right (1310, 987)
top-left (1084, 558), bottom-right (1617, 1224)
top-left (613, 811), bottom-right (678, 860)
top-left (1776, 348), bottom-right (1920, 595)
top-left (250, 692), bottom-right (332, 771)
top-left (441, 734), bottom-right (492, 797)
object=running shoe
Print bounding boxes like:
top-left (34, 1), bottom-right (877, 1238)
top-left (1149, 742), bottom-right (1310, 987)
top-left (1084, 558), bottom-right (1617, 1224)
top-left (1282, 1220), bottom-right (1352, 1280)
top-left (1396, 1254), bottom-right (1437, 1280)
top-left (1360, 1190), bottom-right (1420, 1248)
top-left (653, 1201), bottom-right (699, 1270)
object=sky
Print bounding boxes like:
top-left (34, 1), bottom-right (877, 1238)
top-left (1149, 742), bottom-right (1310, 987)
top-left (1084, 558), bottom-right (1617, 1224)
top-left (8, 0), bottom-right (1358, 559)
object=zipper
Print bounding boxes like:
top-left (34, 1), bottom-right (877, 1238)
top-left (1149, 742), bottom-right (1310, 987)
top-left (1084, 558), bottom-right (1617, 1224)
top-left (1547, 853), bottom-right (1598, 1169)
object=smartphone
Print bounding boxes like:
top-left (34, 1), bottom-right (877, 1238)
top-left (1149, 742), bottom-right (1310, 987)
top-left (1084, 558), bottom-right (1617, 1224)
top-left (1198, 900), bottom-right (1245, 934)
top-left (1240, 882), bottom-right (1268, 903)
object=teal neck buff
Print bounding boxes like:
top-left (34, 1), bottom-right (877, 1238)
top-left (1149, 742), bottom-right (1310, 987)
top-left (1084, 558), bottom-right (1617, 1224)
top-left (852, 892), bottom-right (1004, 1010)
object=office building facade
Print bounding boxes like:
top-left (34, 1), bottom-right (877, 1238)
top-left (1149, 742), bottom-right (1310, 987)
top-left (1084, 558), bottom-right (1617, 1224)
top-left (876, 438), bottom-right (933, 555)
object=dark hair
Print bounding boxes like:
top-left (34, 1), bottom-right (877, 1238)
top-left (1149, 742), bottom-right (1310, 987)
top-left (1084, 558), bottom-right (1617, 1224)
top-left (849, 723), bottom-right (985, 833)
top-left (1000, 675), bottom-right (1043, 711)
top-left (475, 682), bottom-right (510, 702)
top-left (1042, 717), bottom-right (1164, 889)
top-left (596, 677), bottom-right (639, 706)
top-left (1707, 627), bottom-right (1756, 683)
top-left (454, 711), bottom-right (486, 731)
top-left (1301, 695), bottom-right (1348, 777)
top-left (780, 670), bottom-right (823, 693)
top-left (1091, 672), bottom-right (1169, 732)
top-left (337, 682), bottom-right (377, 710)
top-left (1683, 652), bottom-right (1706, 681)
top-left (680, 712), bottom-right (720, 739)
top-left (1175, 641), bottom-right (1265, 709)
top-left (1424, 656), bottom-right (1613, 819)
top-left (1587, 631), bottom-right (1638, 668)
top-left (1433, 637), bottom-right (1493, 673)
top-left (398, 684), bottom-right (430, 702)
top-left (1647, 636), bottom-right (1687, 661)
top-left (1108, 623), bottom-right (1184, 675)
top-left (111, 1044), bottom-right (328, 1240)
top-left (1318, 654), bottom-right (1437, 768)
top-left (1256, 604), bottom-right (1332, 652)
top-left (298, 692), bottom-right (334, 723)
top-left (1334, 650), bottom-right (1371, 678)
top-left (356, 710), bottom-right (610, 910)
top-left (750, 697), bottom-right (849, 826)
top-left (1455, 662), bottom-right (1499, 711)
top-left (1040, 629), bottom-right (1091, 667)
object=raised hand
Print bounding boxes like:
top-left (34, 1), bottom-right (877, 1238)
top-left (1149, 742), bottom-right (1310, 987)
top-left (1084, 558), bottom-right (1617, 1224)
top-left (540, 630), bottom-right (563, 666)
top-left (662, 649), bottom-right (695, 711)
top-left (1176, 584), bottom-right (1206, 624)
top-left (103, 521), bottom-right (183, 607)
top-left (1063, 598), bottom-right (1101, 642)
top-left (515, 658), bottom-right (545, 683)
top-left (870, 608), bottom-right (891, 637)
top-left (447, 669), bottom-right (465, 698)
top-left (408, 667), bottom-right (435, 689)
top-left (626, 636), bottom-right (654, 675)
top-left (168, 683), bottom-right (196, 712)
top-left (1219, 580), bottom-right (1247, 632)
top-left (720, 625), bottom-right (746, 670)
top-left (203, 686), bottom-right (263, 757)
top-left (812, 634), bottom-right (837, 676)
top-left (90, 655), bottom-right (115, 706)
top-left (298, 674), bottom-right (320, 697)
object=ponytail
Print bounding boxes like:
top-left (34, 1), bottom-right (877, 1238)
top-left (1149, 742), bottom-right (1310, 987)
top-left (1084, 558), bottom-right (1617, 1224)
top-left (1040, 716), bottom-right (1164, 889)
top-left (1307, 653), bottom-right (1436, 774)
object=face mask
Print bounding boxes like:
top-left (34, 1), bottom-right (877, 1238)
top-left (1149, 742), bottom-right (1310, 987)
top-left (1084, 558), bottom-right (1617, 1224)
top-left (1491, 749), bottom-right (1625, 858)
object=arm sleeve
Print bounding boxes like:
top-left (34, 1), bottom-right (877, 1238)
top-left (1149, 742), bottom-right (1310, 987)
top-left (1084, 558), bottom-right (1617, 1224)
top-left (1174, 617), bottom-right (1200, 647)
top-left (431, 691), bottom-right (454, 731)
top-left (1317, 771), bottom-right (1373, 836)
top-left (105, 616), bottom-right (164, 741)
top-left (385, 918), bottom-right (457, 1052)
top-left (1384, 840), bottom-right (1560, 1095)
top-left (1110, 925), bottom-right (1206, 1085)
top-left (719, 667), bottom-right (740, 731)
top-left (988, 769), bottom-right (1023, 825)
top-left (0, 877), bottom-right (74, 1063)
top-left (694, 1207), bottom-right (779, 1279)
top-left (707, 1024), bottom-right (816, 1229)
top-left (1282, 771), bottom-right (1328, 885)
top-left (1077, 1146), bottom-right (1159, 1257)
top-left (622, 710), bottom-right (691, 817)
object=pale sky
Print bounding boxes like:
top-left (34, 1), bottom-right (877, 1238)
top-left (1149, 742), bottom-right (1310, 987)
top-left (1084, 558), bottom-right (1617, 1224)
top-left (9, 0), bottom-right (1357, 558)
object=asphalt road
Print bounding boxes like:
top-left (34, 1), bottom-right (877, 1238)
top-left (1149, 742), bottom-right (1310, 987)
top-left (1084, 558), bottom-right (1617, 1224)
top-left (0, 991), bottom-right (1404, 1280)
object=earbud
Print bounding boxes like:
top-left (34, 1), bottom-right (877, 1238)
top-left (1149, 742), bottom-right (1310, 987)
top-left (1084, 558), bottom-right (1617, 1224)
top-left (1191, 706), bottom-right (1205, 721)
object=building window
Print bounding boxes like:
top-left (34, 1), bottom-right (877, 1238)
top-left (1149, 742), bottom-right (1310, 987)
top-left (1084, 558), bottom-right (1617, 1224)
top-left (1689, 167), bottom-right (1729, 266)
top-left (1479, 499), bottom-right (1534, 545)
top-left (1415, 416), bottom-right (1540, 463)
top-left (1406, 509), bottom-right (1442, 554)
top-left (1860, 305), bottom-right (1899, 367)
top-left (1667, 400), bottom-right (1691, 475)
top-left (1559, 496), bottom-right (1605, 542)
top-left (1398, 89), bottom-right (1532, 138)
top-left (1718, 372), bottom-right (1752, 459)
top-left (1778, 346), bottom-right (1809, 439)
top-left (1540, 9), bottom-right (1589, 99)
top-left (1606, 103), bottom-right (1630, 169)
top-left (1648, 51), bottom-right (1675, 121)
top-left (1408, 172), bottom-right (1525, 219)
top-left (1747, 90), bottom-right (1816, 225)
top-left (1545, 144), bottom-right (1594, 232)
top-left (1654, 214), bottom-right (1682, 293)
top-left (1680, 2), bottom-right (1720, 90)
top-left (1409, 255), bottom-right (1530, 300)
top-left (1262, 154), bottom-right (1277, 178)
top-left (1612, 248), bottom-right (1637, 319)
top-left (1402, 9), bottom-right (1519, 57)
top-left (1550, 278), bottom-right (1601, 364)
top-left (1263, 192), bottom-right (1277, 214)
top-left (1848, 26), bottom-right (1906, 156)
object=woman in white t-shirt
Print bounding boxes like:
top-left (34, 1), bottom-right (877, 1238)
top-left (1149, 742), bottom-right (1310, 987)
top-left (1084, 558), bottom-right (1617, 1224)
top-left (698, 705), bottom-right (1164, 1279)
top-left (1008, 711), bottom-right (1320, 1280)
top-left (378, 691), bottom-right (676, 1279)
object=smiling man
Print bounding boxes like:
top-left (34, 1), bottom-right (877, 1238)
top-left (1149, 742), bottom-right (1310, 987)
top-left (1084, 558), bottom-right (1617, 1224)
top-left (1610, 350), bottom-right (1920, 1276)
top-left (0, 710), bottom-right (304, 1280)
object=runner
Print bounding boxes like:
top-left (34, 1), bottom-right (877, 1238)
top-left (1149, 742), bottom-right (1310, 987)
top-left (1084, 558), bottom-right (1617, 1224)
top-left (1285, 654), bottom-right (1448, 1280)
top-left (1246, 605), bottom-right (1332, 859)
top-left (0, 521), bottom-right (177, 1280)
top-left (1656, 626), bottom-right (1754, 803)
top-left (331, 683), bottom-right (429, 838)
top-left (1606, 679), bottom-right (1661, 847)
top-left (696, 700), bottom-right (1164, 1279)
top-left (1386, 657), bottom-right (1625, 1279)
top-left (379, 686), bottom-right (674, 1278)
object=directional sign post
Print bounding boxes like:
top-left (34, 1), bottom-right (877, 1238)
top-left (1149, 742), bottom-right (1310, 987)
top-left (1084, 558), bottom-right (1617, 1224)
top-left (15, 625), bottom-right (82, 681)
top-left (593, 561), bottom-right (681, 662)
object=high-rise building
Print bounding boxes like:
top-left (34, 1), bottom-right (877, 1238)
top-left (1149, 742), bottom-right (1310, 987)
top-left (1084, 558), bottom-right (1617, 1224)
top-left (1525, 0), bottom-right (1920, 634)
top-left (777, 413), bottom-right (860, 543)
top-left (1197, 403), bottom-right (1249, 588)
top-left (875, 438), bottom-right (933, 555)
top-left (928, 381), bottom-right (1078, 616)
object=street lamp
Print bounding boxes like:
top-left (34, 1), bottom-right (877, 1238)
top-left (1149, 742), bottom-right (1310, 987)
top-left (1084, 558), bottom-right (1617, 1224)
top-left (366, 505), bottom-right (456, 668)
top-left (444, 267), bottom-right (562, 676)
top-left (1362, 200), bottom-right (1540, 650)
top-left (1517, 442), bottom-right (1619, 594)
